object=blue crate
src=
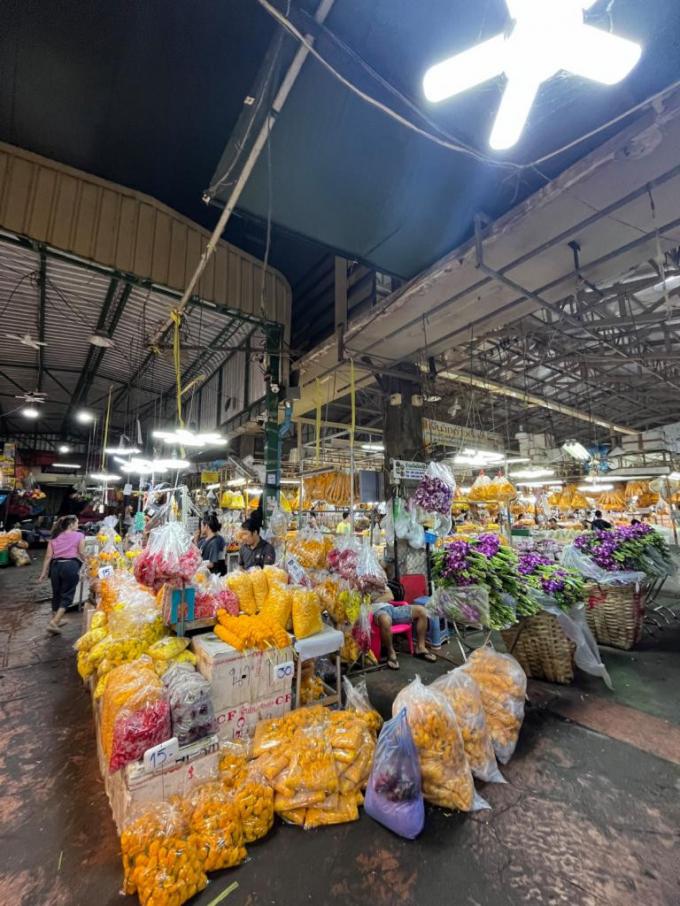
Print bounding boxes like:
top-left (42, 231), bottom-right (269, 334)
top-left (427, 614), bottom-right (449, 647)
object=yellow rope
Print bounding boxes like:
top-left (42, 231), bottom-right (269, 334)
top-left (171, 309), bottom-right (184, 427)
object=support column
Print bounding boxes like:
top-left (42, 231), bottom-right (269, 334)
top-left (378, 365), bottom-right (424, 582)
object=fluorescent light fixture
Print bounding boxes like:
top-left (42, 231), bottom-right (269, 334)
top-left (206, 483), bottom-right (221, 490)
top-left (562, 441), bottom-right (591, 461)
top-left (423, 0), bottom-right (642, 150)
top-left (579, 483), bottom-right (614, 493)
top-left (361, 443), bottom-right (385, 452)
top-left (90, 472), bottom-right (121, 482)
top-left (227, 477), bottom-right (247, 487)
top-left (668, 471), bottom-right (680, 481)
top-left (153, 457), bottom-right (191, 470)
top-left (105, 446), bottom-right (140, 456)
top-left (505, 457), bottom-right (531, 464)
top-left (459, 486), bottom-right (472, 494)
top-left (121, 458), bottom-right (168, 476)
top-left (280, 478), bottom-right (301, 485)
top-left (58, 444), bottom-right (71, 454)
top-left (22, 406), bottom-right (40, 419)
top-left (52, 463), bottom-right (81, 469)
top-left (453, 448), bottom-right (505, 466)
top-left (154, 428), bottom-right (227, 448)
top-left (517, 480), bottom-right (564, 488)
top-left (89, 331), bottom-right (115, 348)
top-left (76, 410), bottom-right (95, 424)
top-left (246, 486), bottom-right (263, 494)
top-left (509, 468), bottom-right (555, 479)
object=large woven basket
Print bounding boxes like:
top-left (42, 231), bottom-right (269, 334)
top-left (583, 581), bottom-right (645, 650)
top-left (501, 611), bottom-right (576, 685)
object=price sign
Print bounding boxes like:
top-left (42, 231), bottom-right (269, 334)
top-left (143, 737), bottom-right (179, 773)
top-left (391, 460), bottom-right (427, 482)
top-left (98, 566), bottom-right (114, 579)
top-left (275, 660), bottom-right (294, 682)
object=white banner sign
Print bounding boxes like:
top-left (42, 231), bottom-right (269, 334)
top-left (423, 418), bottom-right (501, 449)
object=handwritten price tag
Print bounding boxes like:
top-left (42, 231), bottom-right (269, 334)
top-left (275, 661), bottom-right (294, 681)
top-left (143, 737), bottom-right (179, 773)
top-left (98, 566), bottom-right (114, 579)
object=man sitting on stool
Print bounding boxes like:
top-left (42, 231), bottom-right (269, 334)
top-left (371, 585), bottom-right (436, 670)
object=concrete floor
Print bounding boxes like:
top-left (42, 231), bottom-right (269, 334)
top-left (1, 560), bottom-right (679, 906)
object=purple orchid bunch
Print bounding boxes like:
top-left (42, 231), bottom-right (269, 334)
top-left (574, 524), bottom-right (671, 576)
top-left (413, 475), bottom-right (454, 516)
top-left (518, 551), bottom-right (584, 612)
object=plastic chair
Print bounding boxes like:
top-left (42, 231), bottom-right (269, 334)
top-left (370, 605), bottom-right (414, 660)
top-left (400, 574), bottom-right (428, 603)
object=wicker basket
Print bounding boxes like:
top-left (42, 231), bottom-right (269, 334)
top-left (501, 611), bottom-right (576, 684)
top-left (583, 581), bottom-right (645, 650)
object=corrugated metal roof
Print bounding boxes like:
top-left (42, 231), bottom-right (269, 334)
top-left (0, 237), bottom-right (272, 437)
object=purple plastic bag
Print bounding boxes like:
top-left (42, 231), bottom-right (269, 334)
top-left (364, 708), bottom-right (425, 839)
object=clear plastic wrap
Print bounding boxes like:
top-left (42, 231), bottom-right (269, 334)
top-left (365, 708), bottom-right (425, 839)
top-left (355, 542), bottom-right (388, 595)
top-left (431, 669), bottom-right (505, 783)
top-left (248, 566), bottom-right (270, 611)
top-left (430, 585), bottom-right (490, 627)
top-left (268, 504), bottom-right (290, 541)
top-left (561, 544), bottom-right (646, 586)
top-left (261, 580), bottom-right (293, 629)
top-left (461, 647), bottom-right (527, 765)
top-left (100, 657), bottom-right (163, 758)
top-left (233, 765), bottom-right (275, 842)
top-left (342, 676), bottom-right (382, 734)
top-left (163, 663), bottom-right (216, 747)
top-left (225, 568), bottom-right (257, 614)
top-left (392, 676), bottom-right (486, 812)
top-left (413, 461), bottom-right (456, 516)
top-left (327, 536), bottom-right (361, 581)
top-left (291, 586), bottom-right (323, 639)
top-left (133, 521), bottom-right (202, 592)
top-left (537, 597), bottom-right (612, 688)
top-left (188, 781), bottom-right (247, 871)
top-left (109, 696), bottom-right (171, 773)
top-left (120, 801), bottom-right (208, 903)
top-left (287, 528), bottom-right (326, 569)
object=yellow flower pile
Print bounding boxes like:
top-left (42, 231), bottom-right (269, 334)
top-left (259, 581), bottom-right (292, 630)
top-left (316, 577), bottom-right (343, 622)
top-left (431, 668), bottom-right (502, 783)
top-left (225, 570), bottom-right (257, 615)
top-left (287, 535), bottom-right (326, 569)
top-left (188, 782), bottom-right (247, 871)
top-left (250, 706), bottom-right (375, 829)
top-left (214, 611), bottom-right (291, 651)
top-left (461, 647), bottom-right (526, 765)
top-left (231, 769), bottom-right (275, 843)
top-left (263, 564), bottom-right (288, 585)
top-left (121, 803), bottom-right (208, 906)
top-left (100, 658), bottom-right (164, 762)
top-left (300, 673), bottom-right (325, 704)
top-left (291, 587), bottom-right (323, 639)
top-left (393, 677), bottom-right (476, 811)
top-left (249, 568), bottom-right (269, 611)
top-left (0, 528), bottom-right (21, 550)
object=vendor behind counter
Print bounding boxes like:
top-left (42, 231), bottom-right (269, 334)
top-left (239, 516), bottom-right (275, 569)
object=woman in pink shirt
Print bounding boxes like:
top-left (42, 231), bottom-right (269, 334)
top-left (38, 515), bottom-right (86, 634)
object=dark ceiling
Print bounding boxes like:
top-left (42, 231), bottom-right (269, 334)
top-left (2, 0), bottom-right (680, 288)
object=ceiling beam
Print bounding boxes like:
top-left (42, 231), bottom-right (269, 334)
top-left (37, 247), bottom-right (47, 392)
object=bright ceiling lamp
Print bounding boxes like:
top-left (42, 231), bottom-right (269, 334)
top-left (90, 472), bottom-right (121, 482)
top-left (361, 443), bottom-right (385, 452)
top-left (89, 330), bottom-right (115, 348)
top-left (227, 477), bottom-right (248, 487)
top-left (53, 462), bottom-right (81, 469)
top-left (509, 468), bottom-right (555, 479)
top-left (76, 410), bottom-right (95, 424)
top-left (453, 448), bottom-right (505, 466)
top-left (105, 445), bottom-right (140, 456)
top-left (280, 478), bottom-right (301, 485)
top-left (22, 406), bottom-right (40, 419)
top-left (423, 0), bottom-right (642, 151)
top-left (153, 428), bottom-right (227, 448)
top-left (505, 457), bottom-right (530, 464)
top-left (153, 457), bottom-right (191, 470)
top-left (563, 440), bottom-right (591, 461)
top-left (517, 479), bottom-right (564, 487)
top-left (579, 483), bottom-right (614, 492)
top-left (121, 457), bottom-right (168, 475)
top-left (58, 444), bottom-right (71, 454)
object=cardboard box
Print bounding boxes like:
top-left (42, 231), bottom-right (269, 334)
top-left (191, 632), bottom-right (293, 711)
top-left (107, 736), bottom-right (221, 832)
top-left (214, 691), bottom-right (292, 743)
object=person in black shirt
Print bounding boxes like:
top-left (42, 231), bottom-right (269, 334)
top-left (239, 516), bottom-right (275, 569)
top-left (198, 514), bottom-right (226, 575)
top-left (590, 510), bottom-right (612, 531)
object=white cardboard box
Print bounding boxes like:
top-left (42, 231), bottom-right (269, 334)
top-left (213, 691), bottom-right (292, 742)
top-left (107, 736), bottom-right (221, 832)
top-left (191, 632), bottom-right (293, 711)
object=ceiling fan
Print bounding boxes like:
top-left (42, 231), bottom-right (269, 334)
top-left (15, 389), bottom-right (48, 405)
top-left (5, 332), bottom-right (48, 350)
